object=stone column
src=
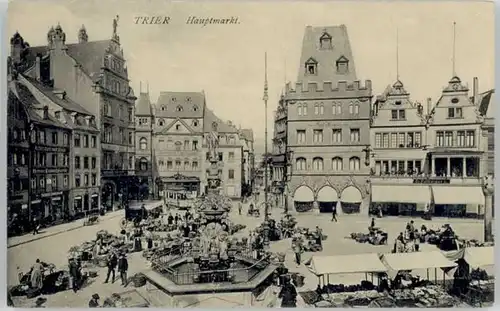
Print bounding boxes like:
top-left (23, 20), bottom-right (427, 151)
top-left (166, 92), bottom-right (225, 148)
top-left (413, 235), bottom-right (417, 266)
top-left (446, 157), bottom-right (451, 177)
top-left (432, 158), bottom-right (436, 177)
top-left (462, 158), bottom-right (467, 177)
top-left (483, 177), bottom-right (494, 242)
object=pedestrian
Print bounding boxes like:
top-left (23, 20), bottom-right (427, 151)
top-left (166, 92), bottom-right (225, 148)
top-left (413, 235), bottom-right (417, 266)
top-left (292, 239), bottom-right (303, 266)
top-left (238, 201), bottom-right (242, 215)
top-left (370, 217), bottom-right (376, 229)
top-left (104, 251), bottom-right (117, 284)
top-left (30, 259), bottom-right (44, 291)
top-left (32, 217), bottom-right (39, 235)
top-left (117, 253), bottom-right (129, 286)
top-left (68, 257), bottom-right (81, 293)
top-left (331, 205), bottom-right (338, 222)
top-left (88, 293), bottom-right (100, 308)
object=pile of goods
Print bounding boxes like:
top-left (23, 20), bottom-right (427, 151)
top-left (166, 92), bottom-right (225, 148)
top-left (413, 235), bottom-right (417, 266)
top-left (301, 287), bottom-right (386, 308)
top-left (68, 230), bottom-right (133, 267)
top-left (471, 268), bottom-right (490, 281)
top-left (390, 286), bottom-right (460, 307)
top-left (317, 281), bottom-right (377, 294)
top-left (230, 223), bottom-right (246, 234)
top-left (9, 262), bottom-right (70, 298)
top-left (350, 227), bottom-right (388, 245)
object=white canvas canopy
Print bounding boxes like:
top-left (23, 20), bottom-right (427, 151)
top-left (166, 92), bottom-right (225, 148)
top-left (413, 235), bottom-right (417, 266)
top-left (464, 246), bottom-right (494, 268)
top-left (381, 251), bottom-right (457, 271)
top-left (307, 254), bottom-right (387, 276)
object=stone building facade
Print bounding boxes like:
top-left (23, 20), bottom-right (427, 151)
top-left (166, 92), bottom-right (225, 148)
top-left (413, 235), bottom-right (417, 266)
top-left (285, 25), bottom-right (372, 214)
top-left (369, 80), bottom-right (429, 216)
top-left (202, 110), bottom-right (243, 198)
top-left (19, 21), bottom-right (137, 210)
top-left (152, 91), bottom-right (205, 199)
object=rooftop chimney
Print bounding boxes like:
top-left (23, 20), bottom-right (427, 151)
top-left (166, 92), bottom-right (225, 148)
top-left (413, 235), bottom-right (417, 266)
top-left (35, 55), bottom-right (41, 81)
top-left (43, 106), bottom-right (49, 120)
top-left (473, 77), bottom-right (479, 104)
top-left (53, 90), bottom-right (66, 100)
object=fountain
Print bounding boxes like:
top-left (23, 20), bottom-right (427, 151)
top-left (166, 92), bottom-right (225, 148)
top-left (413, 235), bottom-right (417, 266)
top-left (140, 122), bottom-right (278, 307)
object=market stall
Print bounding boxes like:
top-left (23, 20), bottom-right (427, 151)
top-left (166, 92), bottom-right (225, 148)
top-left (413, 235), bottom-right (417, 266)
top-left (380, 251), bottom-right (461, 307)
top-left (303, 254), bottom-right (388, 307)
top-left (461, 246), bottom-right (494, 306)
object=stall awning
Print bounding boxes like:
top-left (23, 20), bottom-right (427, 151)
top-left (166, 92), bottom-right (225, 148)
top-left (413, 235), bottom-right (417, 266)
top-left (307, 254), bottom-right (387, 276)
top-left (372, 185), bottom-right (431, 204)
top-left (317, 186), bottom-right (338, 202)
top-left (464, 246), bottom-right (494, 268)
top-left (340, 186), bottom-right (362, 203)
top-left (432, 186), bottom-right (485, 205)
top-left (381, 251), bottom-right (456, 271)
top-left (293, 186), bottom-right (314, 202)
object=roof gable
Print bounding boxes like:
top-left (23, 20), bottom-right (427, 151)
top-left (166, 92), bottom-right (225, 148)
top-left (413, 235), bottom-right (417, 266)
top-left (297, 25), bottom-right (357, 84)
top-left (203, 108), bottom-right (238, 133)
top-left (136, 92), bottom-right (152, 116)
top-left (161, 118), bottom-right (195, 135)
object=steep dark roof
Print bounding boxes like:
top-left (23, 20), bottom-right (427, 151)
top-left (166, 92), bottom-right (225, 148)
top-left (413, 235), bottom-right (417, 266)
top-left (297, 25), bottom-right (357, 84)
top-left (203, 108), bottom-right (238, 133)
top-left (65, 40), bottom-right (110, 79)
top-left (10, 82), bottom-right (69, 128)
top-left (22, 75), bottom-right (92, 115)
top-left (136, 92), bottom-right (152, 116)
top-left (239, 129), bottom-right (254, 142)
top-left (156, 91), bottom-right (205, 118)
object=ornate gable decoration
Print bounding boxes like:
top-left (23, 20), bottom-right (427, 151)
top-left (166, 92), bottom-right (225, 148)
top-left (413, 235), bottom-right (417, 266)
top-left (305, 57), bottom-right (318, 65)
top-left (443, 76), bottom-right (468, 93)
top-left (387, 80), bottom-right (409, 97)
top-left (161, 118), bottom-right (195, 135)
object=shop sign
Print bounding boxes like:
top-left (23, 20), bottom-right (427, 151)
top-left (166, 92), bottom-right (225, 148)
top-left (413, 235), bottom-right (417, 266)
top-left (34, 146), bottom-right (69, 153)
top-left (33, 168), bottom-right (69, 174)
top-left (41, 191), bottom-right (63, 198)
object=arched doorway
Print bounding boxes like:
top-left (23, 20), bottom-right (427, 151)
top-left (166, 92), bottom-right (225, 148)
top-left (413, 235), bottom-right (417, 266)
top-left (340, 186), bottom-right (362, 214)
top-left (317, 186), bottom-right (339, 213)
top-left (293, 185), bottom-right (314, 212)
top-left (101, 182), bottom-right (116, 211)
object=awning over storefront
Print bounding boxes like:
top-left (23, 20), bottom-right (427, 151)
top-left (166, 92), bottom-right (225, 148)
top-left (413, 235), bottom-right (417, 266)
top-left (340, 186), bottom-right (362, 203)
top-left (74, 196), bottom-right (82, 200)
top-left (307, 254), bottom-right (387, 276)
top-left (380, 251), bottom-right (456, 271)
top-left (432, 186), bottom-right (485, 205)
top-left (372, 185), bottom-right (431, 204)
top-left (91, 194), bottom-right (99, 198)
top-left (317, 186), bottom-right (338, 202)
top-left (293, 186), bottom-right (314, 202)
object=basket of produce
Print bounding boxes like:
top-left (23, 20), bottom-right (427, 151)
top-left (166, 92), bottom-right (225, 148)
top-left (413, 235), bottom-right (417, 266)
top-left (131, 273), bottom-right (147, 288)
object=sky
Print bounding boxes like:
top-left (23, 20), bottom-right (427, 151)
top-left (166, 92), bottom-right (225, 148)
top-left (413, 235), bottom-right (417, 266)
top-left (6, 0), bottom-right (495, 146)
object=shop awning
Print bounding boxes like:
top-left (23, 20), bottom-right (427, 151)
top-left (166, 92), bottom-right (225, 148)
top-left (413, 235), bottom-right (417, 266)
top-left (317, 186), bottom-right (338, 202)
top-left (293, 186), bottom-right (314, 202)
top-left (307, 254), bottom-right (387, 276)
top-left (380, 251), bottom-right (456, 271)
top-left (464, 246), bottom-right (494, 268)
top-left (340, 186), bottom-right (362, 203)
top-left (91, 194), bottom-right (99, 198)
top-left (372, 185), bottom-right (431, 204)
top-left (432, 186), bottom-right (484, 205)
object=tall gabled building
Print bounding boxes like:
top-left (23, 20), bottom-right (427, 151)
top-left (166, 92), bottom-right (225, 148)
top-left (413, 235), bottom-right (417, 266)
top-left (153, 92), bottom-right (205, 200)
top-left (12, 19), bottom-right (137, 211)
top-left (369, 80), bottom-right (429, 216)
top-left (285, 25), bottom-right (372, 215)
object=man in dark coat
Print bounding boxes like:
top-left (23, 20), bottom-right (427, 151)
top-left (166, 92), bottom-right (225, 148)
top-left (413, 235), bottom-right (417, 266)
top-left (88, 294), bottom-right (100, 308)
top-left (68, 258), bottom-right (82, 293)
top-left (117, 253), bottom-right (129, 286)
top-left (279, 279), bottom-right (298, 307)
top-left (104, 252), bottom-right (117, 283)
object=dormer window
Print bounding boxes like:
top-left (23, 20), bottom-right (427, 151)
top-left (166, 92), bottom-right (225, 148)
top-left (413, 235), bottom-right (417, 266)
top-left (158, 119), bottom-right (165, 126)
top-left (193, 105), bottom-right (198, 112)
top-left (161, 105), bottom-right (166, 111)
top-left (171, 97), bottom-right (177, 103)
top-left (305, 57), bottom-right (318, 76)
top-left (336, 56), bottom-right (349, 74)
top-left (176, 105), bottom-right (183, 112)
top-left (319, 31), bottom-right (332, 49)
top-left (186, 97), bottom-right (192, 103)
